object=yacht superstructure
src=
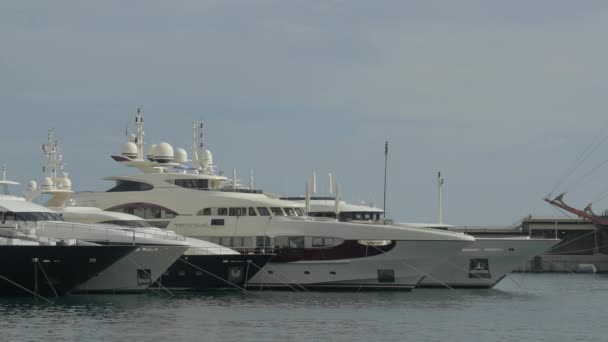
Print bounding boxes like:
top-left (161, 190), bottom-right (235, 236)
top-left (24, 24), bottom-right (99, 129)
top-left (73, 110), bottom-right (476, 290)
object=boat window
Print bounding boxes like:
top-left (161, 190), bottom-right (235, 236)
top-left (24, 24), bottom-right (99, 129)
top-left (12, 212), bottom-right (64, 222)
top-left (275, 236), bottom-right (289, 248)
top-left (173, 179), bottom-right (209, 190)
top-left (294, 208), bottom-right (304, 216)
top-left (312, 237), bottom-right (323, 247)
top-left (232, 237), bottom-right (244, 248)
top-left (229, 208), bottom-right (243, 216)
top-left (289, 237), bottom-right (304, 248)
top-left (217, 208), bottom-right (228, 216)
top-left (211, 219), bottom-right (224, 226)
top-left (107, 180), bottom-right (153, 192)
top-left (198, 208), bottom-right (211, 216)
top-left (248, 207), bottom-right (257, 216)
top-left (312, 237), bottom-right (335, 247)
top-left (257, 207), bottom-right (270, 216)
top-left (100, 220), bottom-right (152, 228)
top-left (108, 203), bottom-right (178, 219)
top-left (270, 207), bottom-right (285, 216)
top-left (284, 208), bottom-right (296, 216)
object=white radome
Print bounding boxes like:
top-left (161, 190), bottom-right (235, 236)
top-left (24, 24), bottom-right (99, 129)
top-left (175, 148), bottom-right (188, 164)
top-left (27, 180), bottom-right (38, 191)
top-left (41, 177), bottom-right (53, 190)
top-left (154, 142), bottom-right (174, 163)
top-left (60, 177), bottom-right (72, 190)
top-left (202, 149), bottom-right (213, 165)
top-left (121, 142), bottom-right (138, 158)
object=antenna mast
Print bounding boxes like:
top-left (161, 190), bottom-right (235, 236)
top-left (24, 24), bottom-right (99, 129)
top-left (438, 171), bottom-right (444, 224)
top-left (134, 108), bottom-right (144, 160)
top-left (383, 141), bottom-right (388, 219)
top-left (42, 129), bottom-right (64, 184)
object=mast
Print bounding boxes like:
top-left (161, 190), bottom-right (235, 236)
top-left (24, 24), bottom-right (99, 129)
top-left (328, 173), bottom-right (333, 195)
top-left (438, 171), bottom-right (444, 224)
top-left (134, 108), bottom-right (144, 160)
top-left (383, 141), bottom-right (388, 219)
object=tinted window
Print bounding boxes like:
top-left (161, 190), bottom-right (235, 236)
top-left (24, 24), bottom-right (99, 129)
top-left (173, 179), bottom-right (209, 189)
top-left (284, 208), bottom-right (296, 216)
top-left (229, 208), bottom-right (242, 216)
top-left (294, 208), bottom-right (304, 216)
top-left (217, 208), bottom-right (228, 216)
top-left (270, 207), bottom-right (285, 216)
top-left (257, 207), bottom-right (270, 216)
top-left (248, 207), bottom-right (257, 216)
top-left (100, 220), bottom-right (152, 228)
top-left (107, 180), bottom-right (153, 192)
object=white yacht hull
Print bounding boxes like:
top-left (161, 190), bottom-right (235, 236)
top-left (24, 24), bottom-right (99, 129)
top-left (74, 246), bottom-right (188, 293)
top-left (246, 240), bottom-right (471, 290)
top-left (419, 237), bottom-right (559, 288)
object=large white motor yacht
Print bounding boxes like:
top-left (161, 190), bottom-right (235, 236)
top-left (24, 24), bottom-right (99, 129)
top-left (73, 111), bottom-right (476, 290)
top-left (282, 189), bottom-right (559, 288)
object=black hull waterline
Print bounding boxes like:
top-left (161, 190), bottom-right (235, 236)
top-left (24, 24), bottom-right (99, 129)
top-left (0, 245), bottom-right (136, 297)
top-left (153, 254), bottom-right (272, 291)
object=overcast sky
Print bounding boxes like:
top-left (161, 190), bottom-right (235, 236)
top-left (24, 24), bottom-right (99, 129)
top-left (2, 1), bottom-right (608, 225)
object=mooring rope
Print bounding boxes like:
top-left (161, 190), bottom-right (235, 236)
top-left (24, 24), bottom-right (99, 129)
top-left (0, 273), bottom-right (55, 305)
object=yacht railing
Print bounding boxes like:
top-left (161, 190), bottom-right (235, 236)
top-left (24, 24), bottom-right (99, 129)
top-left (5, 220), bottom-right (187, 243)
top-left (185, 246), bottom-right (275, 255)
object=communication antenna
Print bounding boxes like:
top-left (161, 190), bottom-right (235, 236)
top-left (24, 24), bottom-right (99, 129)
top-left (42, 129), bottom-right (65, 185)
top-left (0, 165), bottom-right (19, 195)
top-left (312, 171), bottom-right (317, 194)
top-left (305, 180), bottom-right (311, 214)
top-left (438, 171), bottom-right (444, 224)
top-left (134, 108), bottom-right (144, 160)
top-left (328, 173), bottom-right (333, 195)
top-left (383, 141), bottom-right (388, 218)
top-left (334, 183), bottom-right (341, 217)
top-left (249, 170), bottom-right (254, 190)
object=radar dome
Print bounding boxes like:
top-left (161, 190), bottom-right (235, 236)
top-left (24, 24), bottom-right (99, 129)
top-left (27, 180), bottom-right (37, 191)
top-left (60, 177), bottom-right (72, 190)
top-left (175, 148), bottom-right (188, 164)
top-left (146, 144), bottom-right (157, 161)
top-left (128, 133), bottom-right (136, 143)
top-left (121, 142), bottom-right (138, 159)
top-left (202, 149), bottom-right (213, 165)
top-left (41, 177), bottom-right (53, 190)
top-left (154, 142), bottom-right (174, 163)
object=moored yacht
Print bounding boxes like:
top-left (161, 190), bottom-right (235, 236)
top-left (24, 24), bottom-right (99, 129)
top-left (0, 222), bottom-right (135, 297)
top-left (283, 192), bottom-right (559, 288)
top-left (73, 111), bottom-right (476, 290)
top-left (1, 162), bottom-right (189, 293)
top-left (26, 132), bottom-right (271, 291)
top-left (0, 168), bottom-right (136, 296)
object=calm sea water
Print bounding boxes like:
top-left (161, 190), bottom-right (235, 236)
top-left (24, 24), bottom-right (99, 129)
top-left (1, 274), bottom-right (606, 342)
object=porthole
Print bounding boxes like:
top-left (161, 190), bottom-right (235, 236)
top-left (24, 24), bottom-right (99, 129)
top-left (195, 271), bottom-right (203, 276)
top-left (268, 270), bottom-right (274, 274)
top-left (329, 271), bottom-right (336, 275)
top-left (304, 271), bottom-right (310, 275)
